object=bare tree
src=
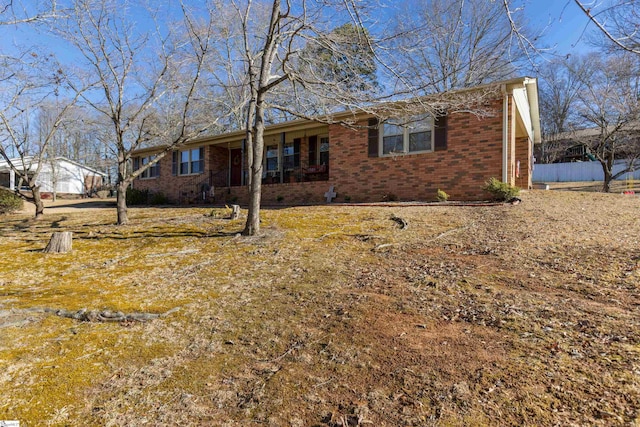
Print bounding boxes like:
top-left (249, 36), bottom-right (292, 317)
top-left (391, 0), bottom-right (528, 93)
top-left (227, 0), bottom-right (502, 236)
top-left (536, 57), bottom-right (593, 163)
top-left (502, 0), bottom-right (640, 59)
top-left (0, 0), bottom-right (59, 25)
top-left (231, 0), bottom-right (390, 235)
top-left (0, 0), bottom-right (69, 217)
top-left (574, 0), bottom-right (640, 55)
top-left (36, 99), bottom-right (70, 201)
top-left (565, 53), bottom-right (640, 191)
top-left (0, 66), bottom-right (81, 218)
top-left (55, 0), bottom-right (226, 225)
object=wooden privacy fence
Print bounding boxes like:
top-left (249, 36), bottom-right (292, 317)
top-left (533, 160), bottom-right (640, 182)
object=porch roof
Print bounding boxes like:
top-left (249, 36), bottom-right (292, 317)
top-left (133, 76), bottom-right (541, 155)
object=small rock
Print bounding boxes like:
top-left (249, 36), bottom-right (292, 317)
top-left (452, 381), bottom-right (471, 400)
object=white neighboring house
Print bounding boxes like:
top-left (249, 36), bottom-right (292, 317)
top-left (0, 156), bottom-right (107, 197)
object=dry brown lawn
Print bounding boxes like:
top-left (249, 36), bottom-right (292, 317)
top-left (1, 190), bottom-right (639, 426)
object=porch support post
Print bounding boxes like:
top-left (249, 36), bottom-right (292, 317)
top-left (9, 168), bottom-right (15, 190)
top-left (502, 85), bottom-right (509, 183)
top-left (228, 144), bottom-right (232, 187)
top-left (280, 132), bottom-right (285, 184)
top-left (241, 138), bottom-right (246, 186)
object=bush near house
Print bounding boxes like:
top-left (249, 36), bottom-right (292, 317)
top-left (126, 188), bottom-right (149, 205)
top-left (483, 177), bottom-right (520, 201)
top-left (436, 189), bottom-right (450, 202)
top-left (126, 188), bottom-right (169, 205)
top-left (0, 187), bottom-right (23, 214)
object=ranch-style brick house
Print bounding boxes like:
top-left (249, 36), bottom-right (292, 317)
top-left (132, 77), bottom-right (540, 205)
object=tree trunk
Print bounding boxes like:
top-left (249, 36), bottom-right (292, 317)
top-left (116, 181), bottom-right (129, 225)
top-left (601, 157), bottom-right (614, 193)
top-left (44, 231), bottom-right (73, 253)
top-left (602, 170), bottom-right (612, 192)
top-left (243, 97), bottom-right (266, 236)
top-left (243, 143), bottom-right (263, 235)
top-left (32, 186), bottom-right (45, 220)
top-left (230, 204), bottom-right (240, 220)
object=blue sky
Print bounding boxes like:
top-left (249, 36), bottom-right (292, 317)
top-left (1, 1), bottom-right (598, 60)
top-left (522, 0), bottom-right (594, 56)
top-left (0, 0), bottom-right (600, 81)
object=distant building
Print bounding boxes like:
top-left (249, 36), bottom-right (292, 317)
top-left (0, 157), bottom-right (107, 198)
top-left (535, 125), bottom-right (639, 164)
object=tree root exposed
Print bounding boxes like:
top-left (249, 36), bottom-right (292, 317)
top-left (390, 215), bottom-right (408, 229)
top-left (41, 307), bottom-right (180, 323)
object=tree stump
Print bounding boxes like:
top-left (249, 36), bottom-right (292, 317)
top-left (230, 204), bottom-right (240, 220)
top-left (44, 232), bottom-right (73, 253)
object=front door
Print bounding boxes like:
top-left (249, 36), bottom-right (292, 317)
top-left (230, 148), bottom-right (242, 186)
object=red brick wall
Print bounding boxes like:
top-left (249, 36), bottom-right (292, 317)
top-left (133, 96), bottom-right (536, 204)
top-left (226, 181), bottom-right (332, 206)
top-left (133, 145), bottom-right (219, 202)
top-left (328, 99), bottom-right (505, 202)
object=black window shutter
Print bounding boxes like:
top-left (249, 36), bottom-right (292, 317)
top-left (280, 132), bottom-right (286, 174)
top-left (172, 151), bottom-right (178, 175)
top-left (133, 157), bottom-right (139, 171)
top-left (434, 115), bottom-right (448, 151)
top-left (199, 147), bottom-right (205, 172)
top-left (308, 135), bottom-right (317, 166)
top-left (155, 158), bottom-right (160, 177)
top-left (294, 138), bottom-right (301, 168)
top-left (368, 117), bottom-right (379, 157)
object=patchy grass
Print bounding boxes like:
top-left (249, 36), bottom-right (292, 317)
top-left (1, 192), bottom-right (639, 426)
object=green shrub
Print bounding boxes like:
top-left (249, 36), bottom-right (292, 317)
top-left (126, 188), bottom-right (169, 205)
top-left (149, 192), bottom-right (169, 205)
top-left (0, 188), bottom-right (23, 214)
top-left (126, 188), bottom-right (149, 205)
top-left (436, 189), bottom-right (449, 202)
top-left (483, 177), bottom-right (520, 201)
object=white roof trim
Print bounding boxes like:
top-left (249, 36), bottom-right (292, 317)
top-left (0, 156), bottom-right (107, 176)
top-left (512, 87), bottom-right (533, 141)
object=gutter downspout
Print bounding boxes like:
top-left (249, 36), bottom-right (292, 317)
top-left (501, 84), bottom-right (509, 183)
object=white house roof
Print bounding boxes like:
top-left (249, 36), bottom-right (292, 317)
top-left (0, 157), bottom-right (107, 176)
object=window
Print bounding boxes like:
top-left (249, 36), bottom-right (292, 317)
top-left (266, 145), bottom-right (278, 173)
top-left (309, 135), bottom-right (329, 167)
top-left (380, 115), bottom-right (433, 156)
top-left (382, 122), bottom-right (404, 154)
top-left (173, 147), bottom-right (204, 175)
top-left (319, 136), bottom-right (329, 166)
top-left (283, 142), bottom-right (296, 170)
top-left (134, 155), bottom-right (159, 178)
top-left (283, 139), bottom-right (301, 170)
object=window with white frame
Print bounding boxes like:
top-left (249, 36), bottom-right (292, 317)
top-left (380, 115), bottom-right (433, 156)
top-left (135, 155), bottom-right (160, 178)
top-left (173, 147), bottom-right (204, 175)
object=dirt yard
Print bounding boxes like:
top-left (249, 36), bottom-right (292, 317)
top-left (1, 190), bottom-right (638, 426)
top-left (16, 197), bottom-right (116, 216)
